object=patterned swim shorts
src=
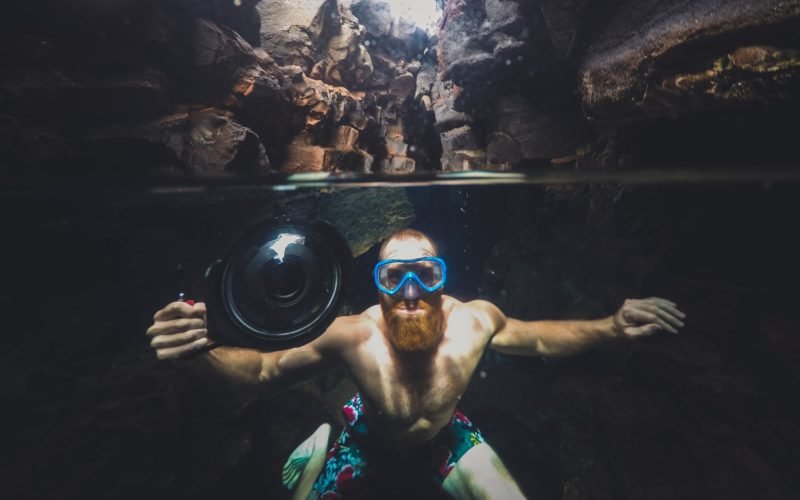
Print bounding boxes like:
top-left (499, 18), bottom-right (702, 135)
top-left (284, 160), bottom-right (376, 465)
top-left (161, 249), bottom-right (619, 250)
top-left (311, 393), bottom-right (485, 499)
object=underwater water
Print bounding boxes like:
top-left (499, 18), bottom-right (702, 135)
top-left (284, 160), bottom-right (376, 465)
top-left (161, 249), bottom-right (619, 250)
top-left (1, 178), bottom-right (799, 499)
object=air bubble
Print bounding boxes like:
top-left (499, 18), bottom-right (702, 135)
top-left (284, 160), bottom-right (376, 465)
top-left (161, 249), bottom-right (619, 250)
top-left (505, 59), bottom-right (511, 66)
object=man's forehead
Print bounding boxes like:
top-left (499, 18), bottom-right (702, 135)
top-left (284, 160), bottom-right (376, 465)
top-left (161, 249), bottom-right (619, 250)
top-left (381, 237), bottom-right (436, 260)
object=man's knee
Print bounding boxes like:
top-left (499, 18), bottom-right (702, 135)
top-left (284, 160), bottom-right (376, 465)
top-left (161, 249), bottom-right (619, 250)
top-left (442, 443), bottom-right (526, 500)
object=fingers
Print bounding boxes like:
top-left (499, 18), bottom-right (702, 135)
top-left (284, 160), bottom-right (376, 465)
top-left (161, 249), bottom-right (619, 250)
top-left (645, 297), bottom-right (686, 319)
top-left (150, 328), bottom-right (207, 349)
top-left (626, 324), bottom-right (662, 337)
top-left (624, 308), bottom-right (679, 334)
top-left (153, 301), bottom-right (206, 321)
top-left (146, 317), bottom-right (206, 337)
top-left (155, 337), bottom-right (209, 360)
top-left (637, 302), bottom-right (685, 329)
top-left (645, 296), bottom-right (676, 307)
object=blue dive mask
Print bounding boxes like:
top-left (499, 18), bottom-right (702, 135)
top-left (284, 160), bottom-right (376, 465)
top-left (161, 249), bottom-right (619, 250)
top-left (373, 257), bottom-right (447, 295)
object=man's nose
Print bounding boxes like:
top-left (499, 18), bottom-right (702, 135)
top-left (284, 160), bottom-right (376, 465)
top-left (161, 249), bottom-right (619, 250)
top-left (402, 280), bottom-right (420, 300)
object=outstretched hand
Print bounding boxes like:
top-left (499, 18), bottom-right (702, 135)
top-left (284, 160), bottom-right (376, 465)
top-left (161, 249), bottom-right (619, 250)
top-left (612, 297), bottom-right (686, 338)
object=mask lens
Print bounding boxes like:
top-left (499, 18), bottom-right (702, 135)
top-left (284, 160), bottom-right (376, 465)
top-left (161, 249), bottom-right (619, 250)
top-left (376, 258), bottom-right (444, 293)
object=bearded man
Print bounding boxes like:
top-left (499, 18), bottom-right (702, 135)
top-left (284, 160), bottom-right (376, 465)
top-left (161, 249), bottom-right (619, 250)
top-left (146, 228), bottom-right (685, 499)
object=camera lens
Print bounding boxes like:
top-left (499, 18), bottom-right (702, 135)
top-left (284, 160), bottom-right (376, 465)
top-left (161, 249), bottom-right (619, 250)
top-left (206, 222), bottom-right (353, 349)
top-left (264, 257), bottom-right (307, 302)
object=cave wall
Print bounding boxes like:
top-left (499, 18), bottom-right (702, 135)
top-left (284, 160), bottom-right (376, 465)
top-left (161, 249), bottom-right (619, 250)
top-left (3, 0), bottom-right (798, 175)
top-left (436, 0), bottom-right (800, 169)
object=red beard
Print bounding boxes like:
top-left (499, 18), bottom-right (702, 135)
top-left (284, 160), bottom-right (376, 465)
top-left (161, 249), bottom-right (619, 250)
top-left (380, 292), bottom-right (445, 352)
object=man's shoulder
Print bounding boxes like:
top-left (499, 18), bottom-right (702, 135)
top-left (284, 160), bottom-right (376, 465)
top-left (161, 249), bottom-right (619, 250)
top-left (447, 298), bottom-right (503, 333)
top-left (324, 309), bottom-right (379, 344)
top-left (448, 297), bottom-right (499, 316)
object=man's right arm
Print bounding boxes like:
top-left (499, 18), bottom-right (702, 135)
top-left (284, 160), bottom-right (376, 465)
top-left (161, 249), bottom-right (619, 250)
top-left (146, 301), bottom-right (350, 405)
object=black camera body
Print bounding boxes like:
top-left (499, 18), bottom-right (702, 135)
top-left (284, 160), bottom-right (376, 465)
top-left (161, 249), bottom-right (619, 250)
top-left (205, 220), bottom-right (353, 351)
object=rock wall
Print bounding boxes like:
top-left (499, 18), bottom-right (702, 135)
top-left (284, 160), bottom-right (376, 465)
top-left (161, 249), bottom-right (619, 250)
top-left (436, 0), bottom-right (800, 169)
top-left (1, 0), bottom-right (438, 175)
top-left (2, 0), bottom-right (798, 174)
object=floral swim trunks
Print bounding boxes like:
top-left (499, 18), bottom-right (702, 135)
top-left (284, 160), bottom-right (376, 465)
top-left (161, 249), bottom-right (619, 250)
top-left (311, 393), bottom-right (485, 499)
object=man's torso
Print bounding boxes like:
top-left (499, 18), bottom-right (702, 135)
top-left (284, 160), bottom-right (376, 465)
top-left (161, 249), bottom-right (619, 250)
top-left (337, 297), bottom-right (494, 445)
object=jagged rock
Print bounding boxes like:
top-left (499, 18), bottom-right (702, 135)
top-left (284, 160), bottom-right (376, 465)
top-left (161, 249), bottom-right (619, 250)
top-left (330, 125), bottom-right (360, 149)
top-left (282, 143), bottom-right (330, 172)
top-left (192, 18), bottom-right (255, 69)
top-left (88, 109), bottom-right (271, 173)
top-left (405, 60), bottom-right (421, 75)
top-left (352, 0), bottom-right (393, 38)
top-left (379, 155), bottom-right (415, 173)
top-left (385, 135), bottom-right (408, 156)
top-left (439, 0), bottom-right (560, 109)
top-left (351, 0), bottom-right (429, 59)
top-left (288, 72), bottom-right (362, 129)
top-left (389, 72), bottom-right (416, 100)
top-left (487, 94), bottom-right (584, 161)
top-left (486, 131), bottom-right (521, 166)
top-left (327, 148), bottom-right (373, 172)
top-left (256, 0), bottom-right (328, 70)
top-left (579, 0), bottom-right (800, 120)
top-left (538, 0), bottom-right (588, 60)
top-left (188, 18), bottom-right (260, 101)
top-left (440, 125), bottom-right (480, 153)
top-left (345, 100), bottom-right (369, 130)
top-left (309, 0), bottom-right (374, 88)
top-left (431, 80), bottom-right (472, 132)
top-left (438, 7), bottom-right (494, 84)
top-left (441, 149), bottom-right (487, 171)
top-left (485, 0), bottom-right (525, 34)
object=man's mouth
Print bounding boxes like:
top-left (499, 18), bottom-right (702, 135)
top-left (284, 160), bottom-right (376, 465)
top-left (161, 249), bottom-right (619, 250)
top-left (398, 303), bottom-right (423, 314)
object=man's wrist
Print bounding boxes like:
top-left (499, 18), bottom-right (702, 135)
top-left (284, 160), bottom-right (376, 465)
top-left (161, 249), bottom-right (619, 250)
top-left (605, 315), bottom-right (624, 338)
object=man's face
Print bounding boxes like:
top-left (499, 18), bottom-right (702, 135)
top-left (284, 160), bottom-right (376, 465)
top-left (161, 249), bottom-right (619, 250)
top-left (378, 237), bottom-right (445, 352)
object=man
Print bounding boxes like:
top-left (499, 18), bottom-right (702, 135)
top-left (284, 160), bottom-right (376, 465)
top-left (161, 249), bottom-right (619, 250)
top-left (147, 228), bottom-right (685, 499)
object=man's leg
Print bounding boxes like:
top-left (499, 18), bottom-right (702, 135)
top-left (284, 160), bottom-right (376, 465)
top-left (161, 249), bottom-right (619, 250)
top-left (282, 423), bottom-right (331, 500)
top-left (442, 442), bottom-right (526, 500)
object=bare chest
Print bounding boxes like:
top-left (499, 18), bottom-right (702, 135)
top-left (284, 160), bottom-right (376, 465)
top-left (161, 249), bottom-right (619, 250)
top-left (343, 325), bottom-right (489, 438)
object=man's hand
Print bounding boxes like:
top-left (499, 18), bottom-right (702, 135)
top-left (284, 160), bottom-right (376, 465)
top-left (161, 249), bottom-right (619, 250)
top-left (612, 297), bottom-right (686, 338)
top-left (146, 301), bottom-right (210, 360)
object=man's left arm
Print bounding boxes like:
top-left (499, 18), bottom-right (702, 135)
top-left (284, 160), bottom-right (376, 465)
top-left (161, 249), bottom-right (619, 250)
top-left (474, 297), bottom-right (686, 357)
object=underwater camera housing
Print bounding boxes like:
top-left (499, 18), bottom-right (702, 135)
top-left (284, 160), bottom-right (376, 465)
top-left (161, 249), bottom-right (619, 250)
top-left (205, 219), bottom-right (353, 351)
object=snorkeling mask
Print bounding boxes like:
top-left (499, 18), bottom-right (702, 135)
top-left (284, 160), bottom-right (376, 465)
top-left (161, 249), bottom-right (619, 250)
top-left (373, 257), bottom-right (447, 295)
top-left (205, 220), bottom-right (353, 350)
